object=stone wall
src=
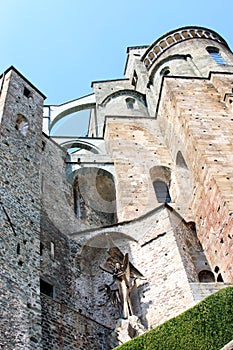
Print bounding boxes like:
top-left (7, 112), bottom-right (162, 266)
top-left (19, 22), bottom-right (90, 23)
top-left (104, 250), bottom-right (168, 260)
top-left (41, 294), bottom-right (113, 350)
top-left (157, 76), bottom-right (233, 282)
top-left (41, 135), bottom-right (117, 232)
top-left (70, 206), bottom-right (214, 331)
top-left (0, 68), bottom-right (45, 349)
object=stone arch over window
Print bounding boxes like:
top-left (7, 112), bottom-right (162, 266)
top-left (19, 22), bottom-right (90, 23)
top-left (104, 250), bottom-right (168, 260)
top-left (149, 166), bottom-right (172, 203)
top-left (100, 90), bottom-right (148, 118)
top-left (160, 66), bottom-right (170, 76)
top-left (101, 90), bottom-right (146, 107)
top-left (206, 46), bottom-right (226, 65)
top-left (198, 270), bottom-right (215, 282)
top-left (149, 54), bottom-right (191, 86)
top-left (15, 114), bottom-right (29, 136)
top-left (73, 167), bottom-right (117, 226)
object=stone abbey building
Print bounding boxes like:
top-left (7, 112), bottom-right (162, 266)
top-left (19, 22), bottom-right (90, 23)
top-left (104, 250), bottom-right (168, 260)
top-left (1, 26), bottom-right (233, 349)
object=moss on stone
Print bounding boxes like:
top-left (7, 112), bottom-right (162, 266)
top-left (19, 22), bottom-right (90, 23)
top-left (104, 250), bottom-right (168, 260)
top-left (115, 287), bottom-right (233, 350)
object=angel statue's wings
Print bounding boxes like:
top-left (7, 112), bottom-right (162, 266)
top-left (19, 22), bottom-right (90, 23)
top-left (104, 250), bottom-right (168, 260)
top-left (99, 257), bottom-right (116, 274)
top-left (100, 245), bottom-right (143, 278)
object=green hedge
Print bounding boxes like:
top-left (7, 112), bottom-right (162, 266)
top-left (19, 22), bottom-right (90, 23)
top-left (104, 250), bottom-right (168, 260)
top-left (115, 287), bottom-right (233, 350)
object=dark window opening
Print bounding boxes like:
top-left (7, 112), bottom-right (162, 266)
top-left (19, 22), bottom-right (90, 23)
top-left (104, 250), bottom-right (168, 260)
top-left (41, 141), bottom-right (46, 151)
top-left (17, 243), bottom-right (20, 255)
top-left (153, 180), bottom-right (171, 203)
top-left (198, 270), bottom-right (215, 282)
top-left (40, 279), bottom-right (54, 298)
top-left (217, 273), bottom-right (224, 282)
top-left (206, 47), bottom-right (226, 65)
top-left (132, 71), bottom-right (138, 88)
top-left (40, 242), bottom-right (44, 256)
top-left (125, 97), bottom-right (135, 110)
top-left (23, 87), bottom-right (31, 98)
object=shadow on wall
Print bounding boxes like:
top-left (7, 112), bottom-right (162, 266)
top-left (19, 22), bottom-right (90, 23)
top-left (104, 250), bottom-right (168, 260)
top-left (73, 167), bottom-right (117, 226)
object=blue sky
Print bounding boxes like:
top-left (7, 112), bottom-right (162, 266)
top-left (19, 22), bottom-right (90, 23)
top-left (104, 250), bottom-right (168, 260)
top-left (2, 0), bottom-right (233, 135)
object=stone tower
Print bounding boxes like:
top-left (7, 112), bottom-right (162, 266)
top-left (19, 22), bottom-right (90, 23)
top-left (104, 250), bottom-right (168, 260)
top-left (0, 26), bottom-right (233, 349)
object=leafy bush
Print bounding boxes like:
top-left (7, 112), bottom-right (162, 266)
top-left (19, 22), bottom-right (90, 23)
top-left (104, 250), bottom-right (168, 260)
top-left (115, 287), bottom-right (233, 350)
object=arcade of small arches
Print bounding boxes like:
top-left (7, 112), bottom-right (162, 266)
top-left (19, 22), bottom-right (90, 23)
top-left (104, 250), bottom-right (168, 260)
top-left (142, 26), bottom-right (228, 70)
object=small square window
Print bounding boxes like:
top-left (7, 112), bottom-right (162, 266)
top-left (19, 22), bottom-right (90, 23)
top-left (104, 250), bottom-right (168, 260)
top-left (40, 279), bottom-right (54, 298)
top-left (23, 87), bottom-right (31, 98)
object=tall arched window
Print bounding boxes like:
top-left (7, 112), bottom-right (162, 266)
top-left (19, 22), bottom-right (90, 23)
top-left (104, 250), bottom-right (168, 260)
top-left (15, 114), bottom-right (29, 136)
top-left (153, 180), bottom-right (171, 203)
top-left (206, 47), bottom-right (226, 65)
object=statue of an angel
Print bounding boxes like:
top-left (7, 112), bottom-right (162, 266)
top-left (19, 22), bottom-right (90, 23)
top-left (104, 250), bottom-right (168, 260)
top-left (99, 246), bottom-right (143, 319)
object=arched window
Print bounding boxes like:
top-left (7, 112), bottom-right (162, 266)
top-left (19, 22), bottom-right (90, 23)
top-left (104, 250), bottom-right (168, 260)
top-left (198, 270), bottom-right (215, 282)
top-left (125, 97), bottom-right (135, 109)
top-left (153, 180), bottom-right (171, 203)
top-left (176, 151), bottom-right (188, 169)
top-left (15, 114), bottom-right (29, 136)
top-left (217, 273), bottom-right (224, 282)
top-left (206, 47), bottom-right (226, 65)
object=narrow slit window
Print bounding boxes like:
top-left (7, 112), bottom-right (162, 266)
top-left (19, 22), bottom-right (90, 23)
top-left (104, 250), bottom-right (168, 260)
top-left (132, 71), bottom-right (138, 87)
top-left (40, 242), bottom-right (44, 256)
top-left (50, 241), bottom-right (55, 260)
